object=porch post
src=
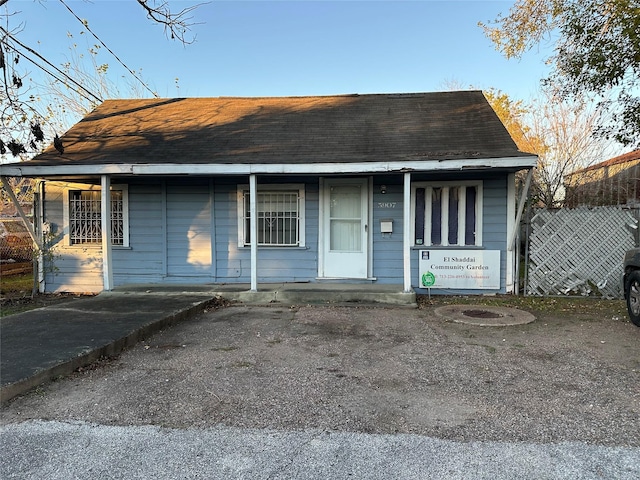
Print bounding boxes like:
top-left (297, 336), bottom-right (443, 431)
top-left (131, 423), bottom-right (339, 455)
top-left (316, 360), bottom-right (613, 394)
top-left (508, 168), bottom-right (534, 252)
top-left (249, 173), bottom-right (258, 292)
top-left (506, 173), bottom-right (516, 293)
top-left (101, 175), bottom-right (113, 291)
top-left (35, 181), bottom-right (46, 293)
top-left (403, 172), bottom-right (412, 293)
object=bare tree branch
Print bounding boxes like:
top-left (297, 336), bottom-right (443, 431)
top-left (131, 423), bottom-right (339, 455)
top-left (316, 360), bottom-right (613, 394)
top-left (525, 91), bottom-right (617, 207)
top-left (0, 0), bottom-right (204, 162)
top-left (1, 26), bottom-right (102, 103)
top-left (135, 0), bottom-right (207, 44)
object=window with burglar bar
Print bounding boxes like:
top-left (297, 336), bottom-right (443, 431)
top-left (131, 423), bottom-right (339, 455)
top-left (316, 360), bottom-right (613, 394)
top-left (69, 189), bottom-right (126, 245)
top-left (241, 189), bottom-right (303, 246)
top-left (412, 182), bottom-right (482, 247)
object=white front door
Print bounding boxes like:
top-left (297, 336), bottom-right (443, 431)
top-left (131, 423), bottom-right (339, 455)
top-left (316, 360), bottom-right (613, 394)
top-left (322, 178), bottom-right (368, 278)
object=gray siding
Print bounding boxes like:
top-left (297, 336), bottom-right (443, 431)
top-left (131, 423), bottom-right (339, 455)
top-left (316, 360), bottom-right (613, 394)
top-left (40, 173), bottom-right (511, 293)
top-left (113, 183), bottom-right (165, 284)
top-left (42, 182), bottom-right (104, 293)
top-left (166, 182), bottom-right (212, 277)
top-left (118, 178), bottom-right (319, 286)
top-left (213, 178), bottom-right (319, 283)
top-left (372, 177), bottom-right (404, 284)
top-left (410, 174), bottom-right (509, 294)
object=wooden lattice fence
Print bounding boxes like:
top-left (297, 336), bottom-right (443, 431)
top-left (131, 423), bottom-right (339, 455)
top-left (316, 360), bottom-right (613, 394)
top-left (526, 206), bottom-right (638, 299)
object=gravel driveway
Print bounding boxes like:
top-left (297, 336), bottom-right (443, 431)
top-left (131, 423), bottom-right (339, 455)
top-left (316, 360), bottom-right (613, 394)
top-left (2, 302), bottom-right (639, 447)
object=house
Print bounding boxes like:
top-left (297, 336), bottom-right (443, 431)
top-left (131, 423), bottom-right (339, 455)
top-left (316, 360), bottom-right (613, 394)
top-left (564, 149), bottom-right (640, 207)
top-left (0, 91), bottom-right (537, 295)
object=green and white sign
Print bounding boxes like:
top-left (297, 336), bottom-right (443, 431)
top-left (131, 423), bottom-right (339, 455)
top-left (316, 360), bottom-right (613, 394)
top-left (418, 250), bottom-right (500, 289)
top-left (421, 271), bottom-right (436, 287)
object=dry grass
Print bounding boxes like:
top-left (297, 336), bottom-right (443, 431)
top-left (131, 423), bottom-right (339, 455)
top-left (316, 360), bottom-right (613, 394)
top-left (417, 294), bottom-right (627, 320)
top-left (1, 271), bottom-right (628, 321)
top-left (0, 272), bottom-right (81, 317)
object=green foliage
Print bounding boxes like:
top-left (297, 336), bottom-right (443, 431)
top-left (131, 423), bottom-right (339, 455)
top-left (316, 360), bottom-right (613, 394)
top-left (481, 0), bottom-right (640, 148)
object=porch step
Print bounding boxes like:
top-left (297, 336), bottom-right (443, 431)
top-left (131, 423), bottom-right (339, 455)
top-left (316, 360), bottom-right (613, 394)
top-left (112, 283), bottom-right (417, 307)
top-left (215, 284), bottom-right (417, 307)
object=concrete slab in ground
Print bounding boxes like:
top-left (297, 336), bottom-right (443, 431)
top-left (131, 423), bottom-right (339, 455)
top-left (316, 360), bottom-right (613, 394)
top-left (434, 304), bottom-right (536, 326)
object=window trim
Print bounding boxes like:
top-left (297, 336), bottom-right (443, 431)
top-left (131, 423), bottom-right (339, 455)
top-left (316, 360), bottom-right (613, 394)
top-left (411, 180), bottom-right (483, 247)
top-left (237, 183), bottom-right (305, 248)
top-left (63, 184), bottom-right (129, 247)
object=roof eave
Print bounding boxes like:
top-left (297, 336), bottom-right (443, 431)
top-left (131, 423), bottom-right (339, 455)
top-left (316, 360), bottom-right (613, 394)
top-left (1, 156), bottom-right (538, 178)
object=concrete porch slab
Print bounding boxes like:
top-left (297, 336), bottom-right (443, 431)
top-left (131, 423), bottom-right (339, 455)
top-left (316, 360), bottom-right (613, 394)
top-left (112, 283), bottom-right (417, 307)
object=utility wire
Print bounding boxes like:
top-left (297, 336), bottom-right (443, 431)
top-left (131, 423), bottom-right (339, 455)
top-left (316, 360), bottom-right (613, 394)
top-left (11, 47), bottom-right (97, 105)
top-left (0, 26), bottom-right (102, 104)
top-left (59, 0), bottom-right (158, 98)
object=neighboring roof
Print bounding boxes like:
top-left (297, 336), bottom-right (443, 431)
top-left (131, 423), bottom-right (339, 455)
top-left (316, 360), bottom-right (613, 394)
top-left (566, 149), bottom-right (640, 177)
top-left (1, 91), bottom-right (537, 177)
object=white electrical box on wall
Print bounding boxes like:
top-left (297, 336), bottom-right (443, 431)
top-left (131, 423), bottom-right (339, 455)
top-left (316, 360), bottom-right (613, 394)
top-left (380, 219), bottom-right (393, 234)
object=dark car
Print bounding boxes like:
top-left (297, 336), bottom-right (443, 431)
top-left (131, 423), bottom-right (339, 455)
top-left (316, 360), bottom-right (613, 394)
top-left (623, 248), bottom-right (640, 327)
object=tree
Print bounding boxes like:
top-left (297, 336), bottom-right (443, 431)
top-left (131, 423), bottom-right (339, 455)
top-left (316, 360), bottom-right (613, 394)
top-left (0, 0), bottom-right (202, 162)
top-left (442, 82), bottom-right (615, 207)
top-left (483, 88), bottom-right (546, 155)
top-left (44, 33), bottom-right (152, 134)
top-left (438, 81), bottom-right (546, 155)
top-left (1, 0), bottom-right (202, 220)
top-left (483, 87), bottom-right (617, 208)
top-left (480, 0), bottom-right (640, 148)
top-left (525, 91), bottom-right (616, 207)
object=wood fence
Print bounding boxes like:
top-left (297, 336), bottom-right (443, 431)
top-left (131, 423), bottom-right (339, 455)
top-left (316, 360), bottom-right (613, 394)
top-left (526, 206), bottom-right (638, 299)
top-left (0, 261), bottom-right (33, 276)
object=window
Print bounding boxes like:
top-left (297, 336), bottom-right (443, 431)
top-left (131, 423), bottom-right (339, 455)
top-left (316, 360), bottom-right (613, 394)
top-left (238, 185), bottom-right (305, 247)
top-left (413, 182), bottom-right (482, 247)
top-left (67, 187), bottom-right (129, 246)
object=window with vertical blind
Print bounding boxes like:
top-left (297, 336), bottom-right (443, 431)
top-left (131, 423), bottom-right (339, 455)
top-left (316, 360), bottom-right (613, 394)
top-left (412, 182), bottom-right (482, 247)
top-left (238, 185), bottom-right (305, 247)
top-left (66, 187), bottom-right (129, 246)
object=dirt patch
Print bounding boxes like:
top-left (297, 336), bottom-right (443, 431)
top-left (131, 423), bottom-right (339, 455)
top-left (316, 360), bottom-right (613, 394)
top-left (417, 293), bottom-right (628, 319)
top-left (0, 292), bottom-right (91, 317)
top-left (0, 271), bottom-right (95, 317)
top-left (2, 301), bottom-right (638, 446)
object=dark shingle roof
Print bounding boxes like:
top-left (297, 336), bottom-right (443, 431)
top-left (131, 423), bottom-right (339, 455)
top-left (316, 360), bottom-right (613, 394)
top-left (25, 91), bottom-right (531, 168)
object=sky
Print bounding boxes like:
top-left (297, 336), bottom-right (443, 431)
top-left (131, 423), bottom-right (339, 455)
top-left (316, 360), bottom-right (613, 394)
top-left (6, 0), bottom-right (554, 102)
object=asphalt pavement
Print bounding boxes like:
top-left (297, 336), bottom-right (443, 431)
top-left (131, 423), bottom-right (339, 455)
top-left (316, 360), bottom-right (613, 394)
top-left (0, 289), bottom-right (219, 403)
top-left (1, 283), bottom-right (414, 403)
top-left (1, 288), bottom-right (639, 479)
top-left (2, 419), bottom-right (637, 479)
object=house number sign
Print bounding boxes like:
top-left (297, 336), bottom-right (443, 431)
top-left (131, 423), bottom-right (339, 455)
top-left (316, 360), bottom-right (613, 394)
top-left (377, 202), bottom-right (397, 208)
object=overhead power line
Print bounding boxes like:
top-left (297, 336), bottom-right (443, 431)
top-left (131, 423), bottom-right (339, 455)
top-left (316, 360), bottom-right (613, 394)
top-left (0, 26), bottom-right (103, 104)
top-left (58, 0), bottom-right (158, 98)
